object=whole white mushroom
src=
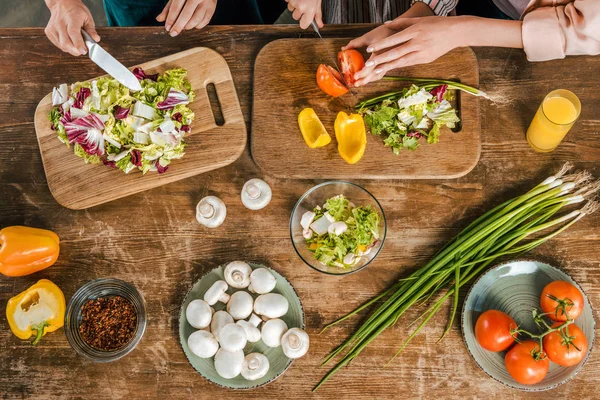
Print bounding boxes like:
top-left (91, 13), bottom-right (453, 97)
top-left (241, 353), bottom-right (270, 381)
top-left (261, 318), bottom-right (288, 348)
top-left (254, 293), bottom-right (289, 319)
top-left (237, 320), bottom-right (261, 343)
top-left (227, 291), bottom-right (254, 320)
top-left (218, 323), bottom-right (247, 352)
top-left (204, 280), bottom-right (230, 306)
top-left (281, 328), bottom-right (310, 359)
top-left (248, 268), bottom-right (276, 294)
top-left (186, 299), bottom-right (213, 329)
top-left (214, 348), bottom-right (244, 379)
top-left (187, 330), bottom-right (219, 358)
top-left (223, 261), bottom-right (252, 289)
top-left (210, 310), bottom-right (234, 341)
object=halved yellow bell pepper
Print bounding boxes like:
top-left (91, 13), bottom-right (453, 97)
top-left (298, 108), bottom-right (332, 148)
top-left (6, 279), bottom-right (66, 344)
top-left (0, 226), bottom-right (60, 277)
top-left (334, 112), bottom-right (367, 164)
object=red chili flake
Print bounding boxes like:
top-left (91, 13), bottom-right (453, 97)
top-left (79, 296), bottom-right (137, 351)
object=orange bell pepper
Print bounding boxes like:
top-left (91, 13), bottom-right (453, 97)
top-left (6, 279), bottom-right (66, 344)
top-left (0, 226), bottom-right (60, 277)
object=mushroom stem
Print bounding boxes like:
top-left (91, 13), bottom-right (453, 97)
top-left (245, 183), bottom-right (261, 200)
top-left (198, 202), bottom-right (215, 218)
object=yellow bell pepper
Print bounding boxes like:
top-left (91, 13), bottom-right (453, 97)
top-left (6, 279), bottom-right (66, 344)
top-left (334, 112), bottom-right (367, 164)
top-left (298, 108), bottom-right (332, 148)
top-left (0, 226), bottom-right (60, 277)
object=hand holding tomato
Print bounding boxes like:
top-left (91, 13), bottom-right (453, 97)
top-left (505, 340), bottom-right (549, 385)
top-left (316, 50), bottom-right (365, 97)
top-left (475, 310), bottom-right (517, 352)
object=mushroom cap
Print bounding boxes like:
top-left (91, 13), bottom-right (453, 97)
top-left (249, 268), bottom-right (277, 294)
top-left (241, 353), bottom-right (270, 381)
top-left (187, 330), bottom-right (219, 358)
top-left (227, 291), bottom-right (254, 320)
top-left (241, 179), bottom-right (272, 210)
top-left (236, 320), bottom-right (261, 343)
top-left (204, 280), bottom-right (230, 306)
top-left (210, 310), bottom-right (234, 341)
top-left (254, 293), bottom-right (289, 319)
top-left (196, 196), bottom-right (226, 228)
top-left (261, 318), bottom-right (288, 348)
top-left (224, 261), bottom-right (252, 289)
top-left (218, 322), bottom-right (248, 352)
top-left (186, 299), bottom-right (213, 329)
top-left (214, 348), bottom-right (244, 379)
top-left (281, 327), bottom-right (310, 359)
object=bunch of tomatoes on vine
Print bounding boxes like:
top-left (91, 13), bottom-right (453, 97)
top-left (475, 280), bottom-right (588, 385)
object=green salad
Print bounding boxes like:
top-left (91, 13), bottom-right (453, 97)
top-left (301, 195), bottom-right (381, 268)
top-left (48, 67), bottom-right (195, 174)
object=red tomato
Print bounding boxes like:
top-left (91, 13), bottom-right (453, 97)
top-left (543, 322), bottom-right (588, 366)
top-left (540, 281), bottom-right (584, 321)
top-left (505, 340), bottom-right (549, 385)
top-left (337, 49), bottom-right (365, 87)
top-left (316, 64), bottom-right (348, 97)
top-left (475, 310), bottom-right (517, 352)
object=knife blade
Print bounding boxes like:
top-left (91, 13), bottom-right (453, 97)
top-left (81, 30), bottom-right (142, 92)
top-left (310, 21), bottom-right (357, 98)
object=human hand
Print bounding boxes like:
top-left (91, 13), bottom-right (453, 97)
top-left (156, 0), bottom-right (218, 37)
top-left (348, 17), bottom-right (465, 86)
top-left (44, 0), bottom-right (100, 56)
top-left (286, 0), bottom-right (323, 29)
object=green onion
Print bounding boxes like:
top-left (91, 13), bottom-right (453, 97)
top-left (314, 163), bottom-right (598, 391)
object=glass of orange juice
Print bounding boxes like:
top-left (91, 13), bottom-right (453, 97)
top-left (526, 89), bottom-right (581, 152)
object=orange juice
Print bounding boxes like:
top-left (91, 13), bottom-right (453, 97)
top-left (526, 90), bottom-right (581, 152)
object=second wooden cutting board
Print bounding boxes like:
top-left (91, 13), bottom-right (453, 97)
top-left (251, 39), bottom-right (481, 180)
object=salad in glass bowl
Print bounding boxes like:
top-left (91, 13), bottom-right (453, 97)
top-left (290, 182), bottom-right (386, 275)
top-left (48, 67), bottom-right (195, 175)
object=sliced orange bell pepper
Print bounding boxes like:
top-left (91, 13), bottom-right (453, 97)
top-left (6, 279), bottom-right (66, 344)
top-left (298, 108), bottom-right (332, 148)
top-left (334, 112), bottom-right (367, 164)
top-left (0, 226), bottom-right (60, 277)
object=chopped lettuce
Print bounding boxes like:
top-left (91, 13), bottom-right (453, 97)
top-left (48, 67), bottom-right (194, 174)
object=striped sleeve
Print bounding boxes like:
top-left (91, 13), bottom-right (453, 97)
top-left (411, 0), bottom-right (458, 16)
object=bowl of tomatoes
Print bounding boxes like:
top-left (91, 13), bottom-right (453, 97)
top-left (461, 259), bottom-right (594, 391)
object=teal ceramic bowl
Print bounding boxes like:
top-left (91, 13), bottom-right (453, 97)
top-left (179, 262), bottom-right (304, 389)
top-left (462, 259), bottom-right (595, 391)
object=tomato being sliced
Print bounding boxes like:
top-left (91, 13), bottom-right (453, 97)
top-left (337, 49), bottom-right (365, 87)
top-left (475, 310), bottom-right (517, 352)
top-left (505, 340), bottom-right (549, 385)
top-left (540, 281), bottom-right (584, 322)
top-left (543, 322), bottom-right (588, 367)
top-left (316, 64), bottom-right (348, 98)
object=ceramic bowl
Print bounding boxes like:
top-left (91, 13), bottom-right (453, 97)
top-left (179, 262), bottom-right (304, 389)
top-left (462, 259), bottom-right (595, 391)
top-left (290, 181), bottom-right (386, 275)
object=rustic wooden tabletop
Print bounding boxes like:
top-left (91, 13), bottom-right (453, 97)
top-left (0, 25), bottom-right (598, 399)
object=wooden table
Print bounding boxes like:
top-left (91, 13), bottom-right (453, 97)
top-left (0, 26), bottom-right (598, 399)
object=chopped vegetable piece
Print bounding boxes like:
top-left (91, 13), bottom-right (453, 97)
top-left (334, 112), bottom-right (366, 164)
top-left (297, 108), bottom-right (331, 148)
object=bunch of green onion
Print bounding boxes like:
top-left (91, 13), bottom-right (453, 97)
top-left (314, 163), bottom-right (599, 391)
top-left (355, 77), bottom-right (489, 112)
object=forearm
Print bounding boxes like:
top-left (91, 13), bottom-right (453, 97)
top-left (400, 2), bottom-right (435, 18)
top-left (455, 16), bottom-right (523, 49)
top-left (45, 0), bottom-right (75, 8)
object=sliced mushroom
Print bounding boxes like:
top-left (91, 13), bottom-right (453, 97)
top-left (223, 261), bottom-right (252, 289)
top-left (300, 211), bottom-right (316, 230)
top-left (214, 348), bottom-right (244, 379)
top-left (254, 293), bottom-right (289, 319)
top-left (281, 328), bottom-right (310, 359)
top-left (218, 322), bottom-right (248, 352)
top-left (248, 268), bottom-right (277, 294)
top-left (241, 353), bottom-right (270, 381)
top-left (210, 310), bottom-right (234, 341)
top-left (185, 299), bottom-right (213, 329)
top-left (187, 330), bottom-right (219, 358)
top-left (226, 291), bottom-right (254, 320)
top-left (204, 280), bottom-right (230, 306)
top-left (328, 221), bottom-right (348, 236)
top-left (302, 228), bottom-right (313, 239)
top-left (261, 318), bottom-right (288, 347)
top-left (343, 252), bottom-right (355, 265)
top-left (237, 320), bottom-right (261, 343)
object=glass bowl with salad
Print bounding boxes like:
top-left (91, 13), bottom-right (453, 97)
top-left (290, 181), bottom-right (386, 275)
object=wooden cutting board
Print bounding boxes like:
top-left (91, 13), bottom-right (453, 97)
top-left (251, 39), bottom-right (480, 180)
top-left (34, 47), bottom-right (246, 210)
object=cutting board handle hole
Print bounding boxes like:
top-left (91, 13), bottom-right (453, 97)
top-left (206, 82), bottom-right (225, 126)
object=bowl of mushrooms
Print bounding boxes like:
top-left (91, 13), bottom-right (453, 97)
top-left (179, 261), bottom-right (307, 389)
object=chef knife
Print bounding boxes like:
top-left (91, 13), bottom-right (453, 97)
top-left (310, 21), bottom-right (357, 98)
top-left (81, 30), bottom-right (142, 92)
